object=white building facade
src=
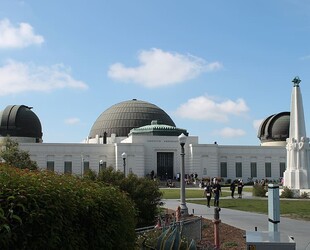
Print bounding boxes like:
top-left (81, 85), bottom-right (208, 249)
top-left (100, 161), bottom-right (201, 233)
top-left (3, 79), bottom-right (309, 184)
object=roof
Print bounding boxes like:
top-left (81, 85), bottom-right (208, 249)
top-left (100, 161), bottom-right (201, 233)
top-left (0, 105), bottom-right (43, 141)
top-left (257, 111), bottom-right (290, 142)
top-left (89, 99), bottom-right (176, 138)
top-left (129, 120), bottom-right (188, 136)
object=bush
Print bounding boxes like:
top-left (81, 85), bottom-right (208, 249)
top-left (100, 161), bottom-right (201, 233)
top-left (300, 191), bottom-right (309, 199)
top-left (252, 184), bottom-right (267, 197)
top-left (0, 165), bottom-right (136, 249)
top-left (280, 186), bottom-right (294, 198)
top-left (96, 167), bottom-right (162, 227)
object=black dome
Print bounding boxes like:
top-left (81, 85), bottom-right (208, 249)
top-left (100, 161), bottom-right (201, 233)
top-left (0, 105), bottom-right (43, 142)
top-left (257, 112), bottom-right (290, 143)
top-left (89, 99), bottom-right (176, 138)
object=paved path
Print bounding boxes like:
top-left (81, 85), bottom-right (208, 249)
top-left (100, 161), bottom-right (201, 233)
top-left (162, 198), bottom-right (310, 250)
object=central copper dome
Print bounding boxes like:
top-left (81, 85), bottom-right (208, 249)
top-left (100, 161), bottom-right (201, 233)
top-left (89, 99), bottom-right (176, 138)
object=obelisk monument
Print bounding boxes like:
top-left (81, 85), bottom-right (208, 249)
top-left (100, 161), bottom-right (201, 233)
top-left (283, 77), bottom-right (310, 190)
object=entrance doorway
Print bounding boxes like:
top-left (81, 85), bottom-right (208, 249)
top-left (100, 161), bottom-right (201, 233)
top-left (157, 152), bottom-right (174, 180)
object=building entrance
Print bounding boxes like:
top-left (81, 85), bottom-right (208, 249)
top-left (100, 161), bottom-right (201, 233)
top-left (157, 152), bottom-right (174, 180)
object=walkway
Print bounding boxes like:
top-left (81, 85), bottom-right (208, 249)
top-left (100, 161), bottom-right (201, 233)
top-left (162, 196), bottom-right (310, 250)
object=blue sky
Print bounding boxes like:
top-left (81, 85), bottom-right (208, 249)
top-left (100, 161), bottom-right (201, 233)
top-left (0, 0), bottom-right (310, 145)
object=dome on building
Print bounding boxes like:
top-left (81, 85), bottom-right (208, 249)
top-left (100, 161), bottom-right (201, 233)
top-left (89, 99), bottom-right (176, 138)
top-left (0, 105), bottom-right (43, 142)
top-left (257, 111), bottom-right (290, 146)
top-left (129, 120), bottom-right (188, 137)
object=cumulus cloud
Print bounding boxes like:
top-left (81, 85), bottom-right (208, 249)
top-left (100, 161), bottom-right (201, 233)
top-left (0, 60), bottom-right (88, 96)
top-left (175, 95), bottom-right (249, 122)
top-left (108, 48), bottom-right (222, 87)
top-left (253, 119), bottom-right (263, 131)
top-left (213, 127), bottom-right (246, 138)
top-left (65, 118), bottom-right (80, 125)
top-left (300, 55), bottom-right (310, 60)
top-left (0, 19), bottom-right (44, 49)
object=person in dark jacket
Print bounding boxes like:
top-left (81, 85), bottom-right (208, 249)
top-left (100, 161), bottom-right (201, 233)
top-left (230, 180), bottom-right (236, 198)
top-left (203, 181), bottom-right (212, 207)
top-left (237, 179), bottom-right (244, 198)
top-left (212, 179), bottom-right (222, 207)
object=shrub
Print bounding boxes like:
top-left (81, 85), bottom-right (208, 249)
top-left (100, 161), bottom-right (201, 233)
top-left (0, 137), bottom-right (37, 170)
top-left (0, 165), bottom-right (136, 249)
top-left (300, 191), bottom-right (309, 199)
top-left (252, 184), bottom-right (267, 197)
top-left (280, 186), bottom-right (294, 198)
top-left (97, 167), bottom-right (162, 227)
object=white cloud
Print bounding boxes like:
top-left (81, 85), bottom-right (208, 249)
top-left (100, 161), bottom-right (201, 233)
top-left (299, 55), bottom-right (310, 60)
top-left (0, 19), bottom-right (44, 49)
top-left (108, 48), bottom-right (222, 88)
top-left (253, 119), bottom-right (263, 131)
top-left (0, 60), bottom-right (88, 96)
top-left (175, 95), bottom-right (249, 122)
top-left (213, 127), bottom-right (246, 138)
top-left (65, 118), bottom-right (80, 125)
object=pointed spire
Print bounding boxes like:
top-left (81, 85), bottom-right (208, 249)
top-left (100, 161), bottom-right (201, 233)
top-left (289, 76), bottom-right (307, 140)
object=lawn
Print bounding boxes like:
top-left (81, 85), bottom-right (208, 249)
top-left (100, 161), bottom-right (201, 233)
top-left (161, 188), bottom-right (231, 199)
top-left (187, 199), bottom-right (310, 220)
top-left (160, 188), bottom-right (310, 221)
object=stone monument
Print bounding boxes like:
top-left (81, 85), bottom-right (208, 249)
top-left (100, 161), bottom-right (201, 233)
top-left (283, 77), bottom-right (310, 191)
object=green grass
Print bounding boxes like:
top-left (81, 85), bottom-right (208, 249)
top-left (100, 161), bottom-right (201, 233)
top-left (187, 199), bottom-right (310, 220)
top-left (161, 188), bottom-right (231, 199)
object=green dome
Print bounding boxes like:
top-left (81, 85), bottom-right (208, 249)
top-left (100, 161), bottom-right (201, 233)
top-left (129, 120), bottom-right (188, 136)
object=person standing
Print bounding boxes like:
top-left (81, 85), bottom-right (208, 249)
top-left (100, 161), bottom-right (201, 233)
top-left (212, 179), bottom-right (222, 207)
top-left (203, 181), bottom-right (212, 207)
top-left (237, 179), bottom-right (244, 198)
top-left (230, 180), bottom-right (236, 198)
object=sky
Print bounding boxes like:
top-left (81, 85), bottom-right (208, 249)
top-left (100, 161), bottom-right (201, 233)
top-left (0, 0), bottom-right (310, 145)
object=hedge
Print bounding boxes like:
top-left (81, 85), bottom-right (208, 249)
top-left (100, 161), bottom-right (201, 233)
top-left (0, 164), bottom-right (136, 250)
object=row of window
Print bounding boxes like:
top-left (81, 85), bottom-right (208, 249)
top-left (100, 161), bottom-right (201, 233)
top-left (220, 162), bottom-right (286, 178)
top-left (46, 161), bottom-right (107, 173)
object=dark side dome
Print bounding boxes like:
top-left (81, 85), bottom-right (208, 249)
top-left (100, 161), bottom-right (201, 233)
top-left (257, 111), bottom-right (290, 145)
top-left (89, 99), bottom-right (176, 138)
top-left (0, 105), bottom-right (43, 142)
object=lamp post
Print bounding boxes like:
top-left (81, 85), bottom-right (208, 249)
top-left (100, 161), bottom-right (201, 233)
top-left (178, 133), bottom-right (188, 216)
top-left (121, 152), bottom-right (127, 177)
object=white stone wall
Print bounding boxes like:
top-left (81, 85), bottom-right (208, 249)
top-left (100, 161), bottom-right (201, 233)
top-left (19, 135), bottom-right (286, 182)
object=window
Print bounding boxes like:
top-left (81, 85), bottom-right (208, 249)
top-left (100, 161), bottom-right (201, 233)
top-left (203, 168), bottom-right (207, 175)
top-left (265, 162), bottom-right (271, 177)
top-left (47, 161), bottom-right (54, 172)
top-left (235, 162), bottom-right (242, 178)
top-left (280, 162), bottom-right (286, 177)
top-left (99, 161), bottom-right (106, 173)
top-left (250, 162), bottom-right (257, 178)
top-left (83, 161), bottom-right (90, 173)
top-left (64, 161), bottom-right (72, 174)
top-left (220, 162), bottom-right (227, 178)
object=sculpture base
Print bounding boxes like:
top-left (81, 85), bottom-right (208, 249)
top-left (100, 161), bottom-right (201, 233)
top-left (283, 169), bottom-right (310, 189)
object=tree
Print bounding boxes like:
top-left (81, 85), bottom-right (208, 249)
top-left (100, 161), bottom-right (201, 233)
top-left (87, 167), bottom-right (163, 227)
top-left (0, 137), bottom-right (37, 170)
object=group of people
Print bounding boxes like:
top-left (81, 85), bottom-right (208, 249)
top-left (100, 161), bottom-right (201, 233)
top-left (230, 179), bottom-right (244, 199)
top-left (203, 178), bottom-right (245, 208)
top-left (203, 178), bottom-right (222, 208)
